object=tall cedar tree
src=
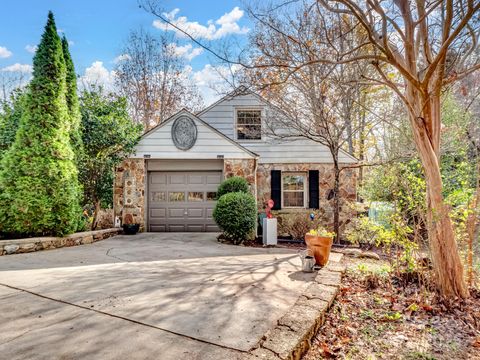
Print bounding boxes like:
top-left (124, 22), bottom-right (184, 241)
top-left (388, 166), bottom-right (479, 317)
top-left (61, 35), bottom-right (83, 165)
top-left (0, 88), bottom-right (27, 160)
top-left (0, 12), bottom-right (82, 236)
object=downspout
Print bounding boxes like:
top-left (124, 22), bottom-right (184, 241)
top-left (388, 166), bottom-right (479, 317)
top-left (254, 156), bottom-right (259, 236)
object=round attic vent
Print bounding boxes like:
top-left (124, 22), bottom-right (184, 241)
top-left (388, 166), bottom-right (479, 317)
top-left (171, 116), bottom-right (197, 151)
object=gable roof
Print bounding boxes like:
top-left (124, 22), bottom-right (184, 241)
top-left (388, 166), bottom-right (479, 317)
top-left (135, 108), bottom-right (258, 159)
top-left (197, 86), bottom-right (359, 163)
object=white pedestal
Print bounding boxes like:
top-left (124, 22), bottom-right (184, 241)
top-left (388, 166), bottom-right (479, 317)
top-left (263, 218), bottom-right (278, 245)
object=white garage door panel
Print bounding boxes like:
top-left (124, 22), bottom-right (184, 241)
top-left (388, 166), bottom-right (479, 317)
top-left (148, 171), bottom-right (221, 232)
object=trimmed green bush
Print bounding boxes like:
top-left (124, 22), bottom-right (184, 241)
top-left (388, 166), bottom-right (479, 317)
top-left (216, 176), bottom-right (249, 199)
top-left (0, 12), bottom-right (82, 236)
top-left (213, 192), bottom-right (256, 243)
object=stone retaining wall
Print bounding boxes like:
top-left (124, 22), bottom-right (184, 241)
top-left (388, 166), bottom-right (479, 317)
top-left (0, 228), bottom-right (122, 256)
top-left (244, 260), bottom-right (346, 360)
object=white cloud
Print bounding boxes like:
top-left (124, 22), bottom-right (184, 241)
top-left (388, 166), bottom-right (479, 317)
top-left (191, 64), bottom-right (240, 105)
top-left (1, 63), bottom-right (33, 73)
top-left (78, 61), bottom-right (115, 90)
top-left (68, 40), bottom-right (74, 46)
top-left (154, 7), bottom-right (249, 40)
top-left (0, 46), bottom-right (12, 58)
top-left (167, 43), bottom-right (203, 61)
top-left (113, 54), bottom-right (132, 64)
top-left (25, 44), bottom-right (37, 54)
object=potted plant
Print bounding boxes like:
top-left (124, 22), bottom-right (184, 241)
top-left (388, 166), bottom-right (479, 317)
top-left (122, 213), bottom-right (140, 235)
top-left (304, 227), bottom-right (335, 266)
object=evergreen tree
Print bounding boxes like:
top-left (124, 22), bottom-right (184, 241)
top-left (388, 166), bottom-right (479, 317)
top-left (0, 11), bottom-right (82, 236)
top-left (0, 88), bottom-right (27, 161)
top-left (61, 35), bottom-right (83, 164)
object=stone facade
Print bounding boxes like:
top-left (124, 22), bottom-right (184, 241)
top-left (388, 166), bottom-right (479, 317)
top-left (223, 159), bottom-right (257, 196)
top-left (256, 163), bottom-right (357, 230)
top-left (96, 208), bottom-right (114, 229)
top-left (114, 159), bottom-right (146, 231)
top-left (0, 228), bottom-right (122, 256)
top-left (113, 158), bottom-right (357, 233)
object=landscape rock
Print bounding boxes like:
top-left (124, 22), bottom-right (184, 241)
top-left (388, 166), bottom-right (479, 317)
top-left (342, 248), bottom-right (362, 257)
top-left (19, 243), bottom-right (36, 253)
top-left (4, 244), bottom-right (19, 254)
top-left (360, 251), bottom-right (381, 260)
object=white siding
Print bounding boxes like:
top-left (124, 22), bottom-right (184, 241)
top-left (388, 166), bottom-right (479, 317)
top-left (198, 93), bottom-right (262, 139)
top-left (240, 138), bottom-right (356, 164)
top-left (132, 112), bottom-right (255, 160)
top-left (198, 92), bottom-right (358, 164)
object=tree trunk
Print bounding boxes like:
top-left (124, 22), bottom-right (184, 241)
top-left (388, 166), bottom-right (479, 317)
top-left (91, 200), bottom-right (101, 231)
top-left (333, 156), bottom-right (341, 243)
top-left (409, 94), bottom-right (468, 298)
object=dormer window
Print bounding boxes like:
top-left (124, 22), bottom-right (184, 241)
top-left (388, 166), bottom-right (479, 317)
top-left (236, 109), bottom-right (262, 140)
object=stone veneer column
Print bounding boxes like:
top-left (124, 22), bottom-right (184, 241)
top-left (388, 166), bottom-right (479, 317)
top-left (114, 158), bottom-right (146, 231)
top-left (223, 159), bottom-right (257, 194)
top-left (223, 158), bottom-right (258, 235)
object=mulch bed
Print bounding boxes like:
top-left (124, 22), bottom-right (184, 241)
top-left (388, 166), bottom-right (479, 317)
top-left (303, 257), bottom-right (480, 360)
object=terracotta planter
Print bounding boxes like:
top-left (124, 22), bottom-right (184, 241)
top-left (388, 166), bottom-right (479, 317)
top-left (304, 234), bottom-right (333, 266)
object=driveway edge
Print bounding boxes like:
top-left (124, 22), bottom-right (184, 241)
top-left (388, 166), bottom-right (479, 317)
top-left (244, 259), bottom-right (346, 360)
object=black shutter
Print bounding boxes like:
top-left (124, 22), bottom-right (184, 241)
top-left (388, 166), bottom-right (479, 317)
top-left (309, 170), bottom-right (319, 209)
top-left (271, 170), bottom-right (282, 210)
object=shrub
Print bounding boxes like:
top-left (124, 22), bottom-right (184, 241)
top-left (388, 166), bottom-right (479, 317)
top-left (216, 176), bottom-right (249, 199)
top-left (213, 192), bottom-right (256, 244)
top-left (345, 214), bottom-right (417, 271)
top-left (276, 210), bottom-right (326, 240)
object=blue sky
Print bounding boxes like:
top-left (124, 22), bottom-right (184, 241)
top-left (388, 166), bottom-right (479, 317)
top-left (0, 0), bottom-right (251, 104)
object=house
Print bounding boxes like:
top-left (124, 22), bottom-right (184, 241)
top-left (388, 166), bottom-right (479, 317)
top-left (114, 87), bottom-right (358, 232)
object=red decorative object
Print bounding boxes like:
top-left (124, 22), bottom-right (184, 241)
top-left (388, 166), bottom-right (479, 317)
top-left (266, 199), bottom-right (274, 218)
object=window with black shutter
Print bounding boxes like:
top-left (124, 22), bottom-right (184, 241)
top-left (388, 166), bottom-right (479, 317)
top-left (308, 170), bottom-right (319, 209)
top-left (270, 170), bottom-right (282, 210)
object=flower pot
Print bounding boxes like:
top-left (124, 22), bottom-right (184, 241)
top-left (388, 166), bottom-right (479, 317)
top-left (123, 224), bottom-right (140, 235)
top-left (304, 233), bottom-right (333, 266)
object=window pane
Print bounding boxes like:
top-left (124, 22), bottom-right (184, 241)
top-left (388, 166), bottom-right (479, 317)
top-left (188, 192), bottom-right (204, 202)
top-left (151, 191), bottom-right (166, 202)
top-left (206, 192), bottom-right (217, 201)
top-left (282, 175), bottom-right (305, 191)
top-left (283, 192), bottom-right (304, 207)
top-left (169, 192), bottom-right (185, 202)
top-left (237, 110), bottom-right (261, 140)
top-left (237, 125), bottom-right (261, 140)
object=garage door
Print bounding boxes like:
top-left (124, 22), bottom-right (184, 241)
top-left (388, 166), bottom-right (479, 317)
top-left (148, 171), bottom-right (222, 232)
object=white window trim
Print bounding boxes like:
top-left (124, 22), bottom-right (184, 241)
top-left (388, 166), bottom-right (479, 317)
top-left (234, 107), bottom-right (263, 142)
top-left (281, 172), bottom-right (308, 209)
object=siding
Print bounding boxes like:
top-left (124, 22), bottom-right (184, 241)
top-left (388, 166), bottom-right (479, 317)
top-left (240, 139), bottom-right (356, 164)
top-left (198, 93), bottom-right (357, 164)
top-left (132, 111), bottom-right (255, 160)
top-left (198, 93), bottom-right (262, 139)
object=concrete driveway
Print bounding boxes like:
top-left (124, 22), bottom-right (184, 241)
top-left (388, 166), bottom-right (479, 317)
top-left (0, 233), bottom-right (317, 360)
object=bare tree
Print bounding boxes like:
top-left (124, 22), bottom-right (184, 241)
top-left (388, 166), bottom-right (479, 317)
top-left (141, 0), bottom-right (480, 298)
top-left (0, 71), bottom-right (30, 104)
top-left (115, 28), bottom-right (203, 130)
top-left (242, 8), bottom-right (379, 242)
